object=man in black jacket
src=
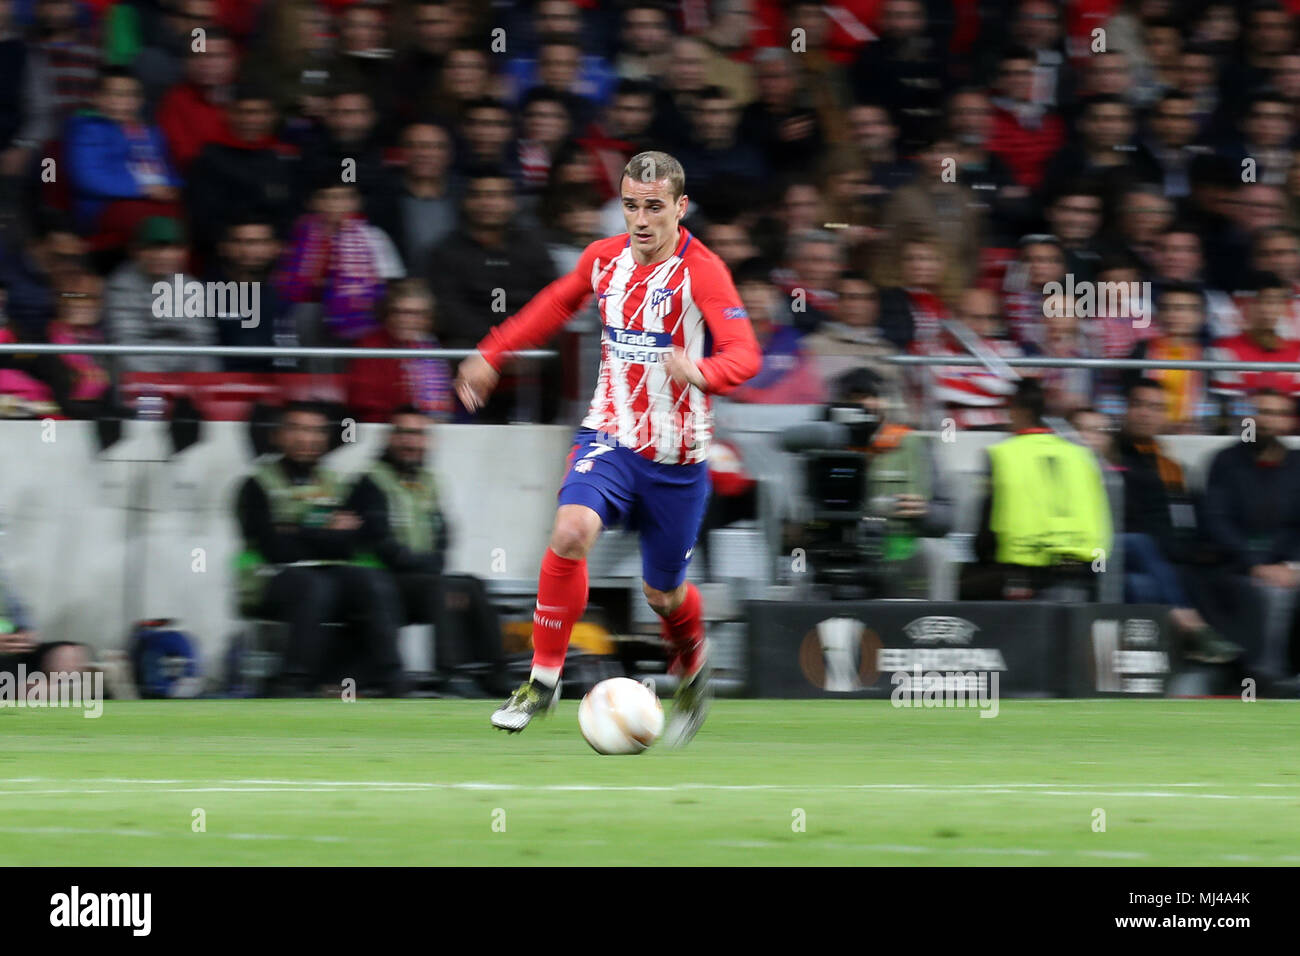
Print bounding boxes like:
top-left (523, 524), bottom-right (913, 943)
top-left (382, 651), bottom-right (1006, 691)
top-left (1115, 378), bottom-right (1240, 663)
top-left (235, 402), bottom-right (403, 695)
top-left (347, 406), bottom-right (504, 690)
top-left (1202, 389), bottom-right (1300, 693)
top-left (427, 168), bottom-right (558, 421)
top-left (186, 84), bottom-right (299, 264)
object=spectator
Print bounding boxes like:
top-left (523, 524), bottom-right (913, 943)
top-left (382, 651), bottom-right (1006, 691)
top-left (962, 378), bottom-right (1112, 600)
top-left (427, 168), bottom-right (556, 351)
top-left (698, 217), bottom-right (758, 272)
top-left (186, 83), bottom-right (299, 264)
top-left (28, 0), bottom-right (101, 124)
top-left (1202, 388), bottom-right (1300, 694)
top-left (274, 181), bottom-right (404, 345)
top-left (738, 47), bottom-right (824, 177)
top-left (1040, 95), bottom-right (1138, 218)
top-left (209, 215), bottom-right (288, 371)
top-left (987, 46), bottom-right (1066, 191)
top-left (1249, 225), bottom-right (1300, 339)
top-left (45, 269), bottom-right (109, 410)
top-left (771, 228), bottom-right (843, 335)
top-left (1210, 270), bottom-right (1300, 421)
top-left (104, 216), bottom-right (219, 375)
top-left (845, 101), bottom-right (914, 196)
top-left (876, 234), bottom-right (953, 349)
top-left (880, 133), bottom-right (982, 292)
top-left (156, 26), bottom-right (238, 172)
top-left (676, 85), bottom-right (766, 219)
top-left (335, 1), bottom-right (398, 138)
top-left (131, 0), bottom-right (214, 110)
top-left (919, 286), bottom-right (1025, 431)
top-left (1003, 233), bottom-right (1066, 352)
top-left (804, 270), bottom-right (901, 403)
top-left (848, 0), bottom-right (948, 152)
top-left (234, 401), bottom-right (404, 696)
top-left (1133, 90), bottom-right (1201, 199)
top-left (1045, 183), bottom-right (1104, 284)
top-left (429, 46), bottom-right (496, 128)
top-left (1123, 282), bottom-right (1213, 433)
top-left (393, 0), bottom-right (460, 124)
top-left (1221, 92), bottom-right (1294, 189)
top-left (1113, 377), bottom-right (1241, 663)
top-left (0, 283), bottom-right (63, 418)
top-left (947, 87), bottom-right (1034, 249)
top-left (1036, 289), bottom-right (1098, 417)
top-left (0, 207), bottom-right (86, 337)
top-left (455, 97), bottom-right (516, 177)
top-left (298, 85), bottom-right (402, 241)
top-left (647, 36), bottom-right (712, 152)
top-left (514, 87), bottom-right (573, 200)
top-left (345, 278), bottom-right (452, 423)
top-left (614, 2), bottom-right (673, 84)
top-left (727, 257), bottom-right (825, 405)
top-left (347, 404), bottom-right (506, 692)
top-left (1151, 223), bottom-right (1236, 341)
top-left (391, 120), bottom-right (458, 273)
top-left (65, 67), bottom-right (180, 238)
top-left (579, 79), bottom-right (656, 202)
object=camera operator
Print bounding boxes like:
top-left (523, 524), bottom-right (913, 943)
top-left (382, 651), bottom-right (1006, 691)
top-left (781, 368), bottom-right (951, 598)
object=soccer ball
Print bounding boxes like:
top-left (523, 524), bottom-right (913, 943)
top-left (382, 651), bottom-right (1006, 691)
top-left (578, 677), bottom-right (664, 755)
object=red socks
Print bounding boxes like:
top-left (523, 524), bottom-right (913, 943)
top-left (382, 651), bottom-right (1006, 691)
top-left (531, 548), bottom-right (589, 671)
top-left (660, 582), bottom-right (705, 677)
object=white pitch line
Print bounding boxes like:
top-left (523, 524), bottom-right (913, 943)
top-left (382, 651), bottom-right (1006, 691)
top-left (0, 779), bottom-right (1294, 799)
top-left (0, 825), bottom-right (348, 843)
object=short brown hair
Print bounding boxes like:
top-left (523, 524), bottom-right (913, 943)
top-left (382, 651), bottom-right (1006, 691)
top-left (621, 150), bottom-right (685, 200)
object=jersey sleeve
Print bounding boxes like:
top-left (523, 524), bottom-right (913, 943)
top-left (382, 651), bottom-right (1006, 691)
top-left (476, 240), bottom-right (601, 372)
top-left (691, 256), bottom-right (763, 395)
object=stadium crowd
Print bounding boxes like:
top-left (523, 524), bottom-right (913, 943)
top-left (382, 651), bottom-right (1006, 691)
top-left (4, 0), bottom-right (1300, 427)
top-left (3, 0), bottom-right (1300, 692)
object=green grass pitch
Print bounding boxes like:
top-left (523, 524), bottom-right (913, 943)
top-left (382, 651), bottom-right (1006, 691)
top-left (1, 699), bottom-right (1297, 865)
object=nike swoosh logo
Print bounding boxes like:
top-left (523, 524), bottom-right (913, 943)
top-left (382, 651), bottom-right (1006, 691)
top-left (536, 602), bottom-right (567, 613)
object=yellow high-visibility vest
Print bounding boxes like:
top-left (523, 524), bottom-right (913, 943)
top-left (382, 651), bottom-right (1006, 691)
top-left (987, 431), bottom-right (1112, 567)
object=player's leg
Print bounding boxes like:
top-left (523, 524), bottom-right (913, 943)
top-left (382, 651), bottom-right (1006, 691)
top-left (491, 504), bottom-right (602, 731)
top-left (492, 429), bottom-right (633, 732)
top-left (636, 461), bottom-right (712, 747)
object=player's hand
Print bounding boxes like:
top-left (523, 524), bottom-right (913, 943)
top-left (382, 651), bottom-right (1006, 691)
top-left (0, 630), bottom-right (37, 654)
top-left (455, 352), bottom-right (500, 412)
top-left (664, 347), bottom-right (707, 390)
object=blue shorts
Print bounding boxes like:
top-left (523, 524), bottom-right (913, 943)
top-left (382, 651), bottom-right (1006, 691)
top-left (557, 428), bottom-right (711, 592)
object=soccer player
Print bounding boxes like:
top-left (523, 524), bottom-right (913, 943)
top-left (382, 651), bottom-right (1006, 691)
top-left (454, 151), bottom-right (761, 745)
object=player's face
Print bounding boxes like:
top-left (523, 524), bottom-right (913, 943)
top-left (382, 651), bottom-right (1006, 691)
top-left (620, 176), bottom-right (687, 263)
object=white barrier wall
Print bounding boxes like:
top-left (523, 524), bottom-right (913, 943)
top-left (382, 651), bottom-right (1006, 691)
top-left (0, 415), bottom-right (1258, 673)
top-left (0, 420), bottom-right (575, 673)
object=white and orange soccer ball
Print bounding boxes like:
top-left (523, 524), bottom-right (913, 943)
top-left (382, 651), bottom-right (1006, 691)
top-left (578, 677), bottom-right (664, 755)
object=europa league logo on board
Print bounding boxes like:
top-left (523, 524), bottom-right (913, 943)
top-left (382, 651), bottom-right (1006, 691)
top-left (799, 618), bottom-right (881, 692)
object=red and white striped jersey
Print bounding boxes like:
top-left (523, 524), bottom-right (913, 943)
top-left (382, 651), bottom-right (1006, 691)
top-left (477, 229), bottom-right (761, 464)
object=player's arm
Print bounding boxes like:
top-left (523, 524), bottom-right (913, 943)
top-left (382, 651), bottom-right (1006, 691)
top-left (455, 242), bottom-right (601, 411)
top-left (666, 259), bottom-right (762, 394)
